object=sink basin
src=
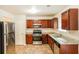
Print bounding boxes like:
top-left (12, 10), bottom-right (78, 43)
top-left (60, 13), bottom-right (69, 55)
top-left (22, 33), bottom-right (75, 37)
top-left (50, 33), bottom-right (67, 44)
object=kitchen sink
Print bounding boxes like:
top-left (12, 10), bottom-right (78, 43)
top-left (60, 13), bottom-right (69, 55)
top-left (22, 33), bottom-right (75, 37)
top-left (51, 33), bottom-right (67, 44)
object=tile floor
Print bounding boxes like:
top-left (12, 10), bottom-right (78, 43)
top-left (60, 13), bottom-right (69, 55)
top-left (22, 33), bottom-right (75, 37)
top-left (7, 44), bottom-right (53, 54)
top-left (6, 45), bottom-right (16, 54)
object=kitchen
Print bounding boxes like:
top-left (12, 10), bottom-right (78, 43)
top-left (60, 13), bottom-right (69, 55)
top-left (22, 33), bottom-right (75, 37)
top-left (0, 5), bottom-right (79, 54)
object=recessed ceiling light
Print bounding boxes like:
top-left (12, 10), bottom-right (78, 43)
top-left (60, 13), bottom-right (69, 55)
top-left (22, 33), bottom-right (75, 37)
top-left (28, 6), bottom-right (39, 14)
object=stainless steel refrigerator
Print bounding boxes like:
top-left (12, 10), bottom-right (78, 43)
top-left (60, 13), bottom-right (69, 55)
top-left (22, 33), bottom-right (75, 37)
top-left (0, 22), bottom-right (15, 54)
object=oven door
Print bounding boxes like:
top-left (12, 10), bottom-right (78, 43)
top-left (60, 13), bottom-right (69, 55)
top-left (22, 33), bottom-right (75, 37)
top-left (33, 34), bottom-right (42, 41)
top-left (33, 34), bottom-right (42, 44)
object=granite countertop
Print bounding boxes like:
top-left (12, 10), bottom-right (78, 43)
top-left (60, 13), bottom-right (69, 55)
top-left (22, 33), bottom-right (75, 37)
top-left (26, 28), bottom-right (58, 34)
top-left (49, 33), bottom-right (79, 44)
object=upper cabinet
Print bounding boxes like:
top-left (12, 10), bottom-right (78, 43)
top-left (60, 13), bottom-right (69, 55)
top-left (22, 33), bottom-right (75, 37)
top-left (53, 18), bottom-right (58, 29)
top-left (26, 19), bottom-right (52, 28)
top-left (62, 9), bottom-right (78, 30)
top-left (51, 19), bottom-right (54, 28)
top-left (41, 20), bottom-right (48, 28)
top-left (51, 18), bottom-right (58, 29)
top-left (62, 11), bottom-right (68, 30)
top-left (41, 20), bottom-right (51, 28)
top-left (26, 20), bottom-right (33, 28)
top-left (47, 20), bottom-right (51, 28)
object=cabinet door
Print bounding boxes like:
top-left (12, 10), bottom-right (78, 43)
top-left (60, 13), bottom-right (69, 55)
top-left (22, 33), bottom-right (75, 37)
top-left (60, 44), bottom-right (78, 54)
top-left (62, 11), bottom-right (69, 30)
top-left (69, 9), bottom-right (78, 30)
top-left (27, 20), bottom-right (33, 28)
top-left (51, 19), bottom-right (54, 28)
top-left (47, 20), bottom-right (51, 28)
top-left (62, 9), bottom-right (78, 30)
top-left (48, 36), bottom-right (51, 47)
top-left (48, 36), bottom-right (53, 48)
top-left (48, 36), bottom-right (54, 53)
top-left (42, 34), bottom-right (48, 44)
top-left (41, 20), bottom-right (48, 28)
top-left (53, 18), bottom-right (58, 29)
top-left (54, 43), bottom-right (59, 54)
top-left (26, 34), bottom-right (33, 44)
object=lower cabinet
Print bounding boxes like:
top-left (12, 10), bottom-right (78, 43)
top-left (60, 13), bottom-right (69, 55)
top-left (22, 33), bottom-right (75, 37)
top-left (53, 42), bottom-right (78, 54)
top-left (42, 34), bottom-right (48, 44)
top-left (48, 35), bottom-right (78, 54)
top-left (54, 43), bottom-right (60, 54)
top-left (48, 35), bottom-right (54, 51)
top-left (48, 36), bottom-right (52, 47)
top-left (60, 44), bottom-right (78, 54)
top-left (26, 34), bottom-right (33, 44)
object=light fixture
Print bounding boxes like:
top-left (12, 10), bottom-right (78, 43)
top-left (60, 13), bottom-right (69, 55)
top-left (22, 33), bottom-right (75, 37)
top-left (28, 6), bottom-right (39, 14)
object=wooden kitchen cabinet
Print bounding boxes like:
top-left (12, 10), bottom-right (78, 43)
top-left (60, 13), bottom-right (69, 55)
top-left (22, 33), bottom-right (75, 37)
top-left (42, 34), bottom-right (48, 44)
top-left (47, 20), bottom-right (51, 28)
top-left (26, 34), bottom-right (33, 44)
top-left (48, 35), bottom-right (54, 50)
top-left (27, 20), bottom-right (33, 28)
top-left (41, 20), bottom-right (51, 28)
top-left (54, 43), bottom-right (60, 54)
top-left (51, 18), bottom-right (58, 29)
top-left (48, 37), bottom-right (51, 47)
top-left (54, 40), bottom-right (78, 54)
top-left (48, 35), bottom-right (78, 54)
top-left (62, 11), bottom-right (68, 29)
top-left (60, 44), bottom-right (78, 54)
top-left (51, 19), bottom-right (54, 28)
top-left (26, 20), bottom-right (52, 28)
top-left (62, 9), bottom-right (78, 30)
top-left (41, 20), bottom-right (48, 28)
top-left (53, 18), bottom-right (58, 29)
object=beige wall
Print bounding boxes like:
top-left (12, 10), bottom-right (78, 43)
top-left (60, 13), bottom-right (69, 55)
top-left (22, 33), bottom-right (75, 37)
top-left (14, 15), bottom-right (26, 45)
top-left (0, 9), bottom-right (14, 22)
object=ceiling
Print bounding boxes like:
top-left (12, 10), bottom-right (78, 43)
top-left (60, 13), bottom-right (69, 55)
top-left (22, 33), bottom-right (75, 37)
top-left (0, 5), bottom-right (69, 16)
